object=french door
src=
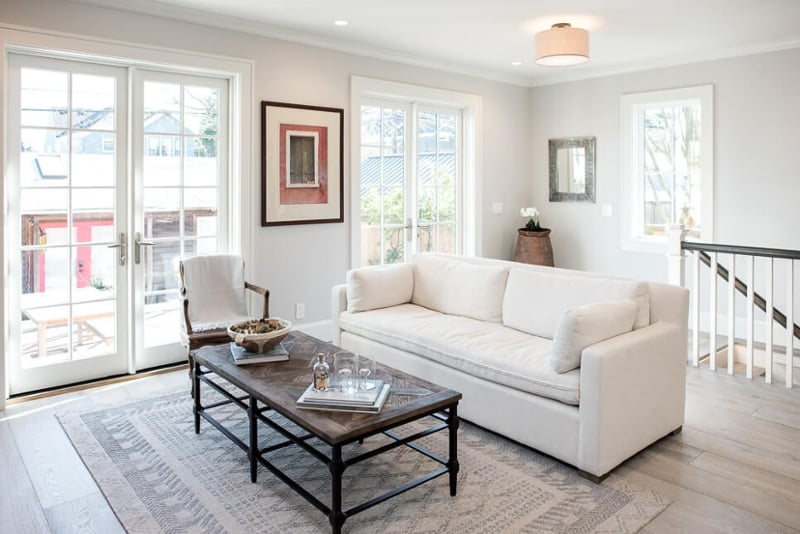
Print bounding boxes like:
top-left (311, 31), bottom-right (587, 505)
top-left (133, 71), bottom-right (228, 370)
top-left (6, 54), bottom-right (229, 394)
top-left (358, 100), bottom-right (462, 266)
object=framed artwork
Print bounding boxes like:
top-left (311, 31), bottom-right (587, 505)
top-left (261, 101), bottom-right (344, 226)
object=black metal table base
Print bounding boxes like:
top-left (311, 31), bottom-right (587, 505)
top-left (192, 362), bottom-right (459, 534)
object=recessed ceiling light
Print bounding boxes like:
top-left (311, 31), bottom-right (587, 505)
top-left (511, 61), bottom-right (523, 66)
top-left (334, 20), bottom-right (349, 26)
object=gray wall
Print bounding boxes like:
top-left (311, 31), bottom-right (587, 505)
top-left (1, 0), bottom-right (531, 326)
top-left (530, 48), bottom-right (800, 284)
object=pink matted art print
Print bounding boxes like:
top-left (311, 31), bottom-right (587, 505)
top-left (261, 101), bottom-right (343, 226)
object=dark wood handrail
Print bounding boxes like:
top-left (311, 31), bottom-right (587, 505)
top-left (696, 250), bottom-right (800, 342)
top-left (683, 241), bottom-right (800, 261)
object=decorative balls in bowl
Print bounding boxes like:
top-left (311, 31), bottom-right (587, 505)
top-left (227, 318), bottom-right (292, 353)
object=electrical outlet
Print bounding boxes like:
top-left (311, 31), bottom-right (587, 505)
top-left (295, 303), bottom-right (305, 320)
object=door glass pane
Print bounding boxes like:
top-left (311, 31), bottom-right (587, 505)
top-left (72, 74), bottom-right (116, 130)
top-left (144, 82), bottom-right (181, 119)
top-left (382, 109), bottom-right (404, 152)
top-left (20, 68), bottom-right (68, 128)
top-left (185, 137), bottom-right (217, 186)
top-left (144, 134), bottom-right (181, 186)
top-left (144, 188), bottom-right (181, 239)
top-left (73, 245), bottom-right (117, 301)
top-left (71, 301), bottom-right (116, 358)
top-left (72, 131), bottom-right (115, 187)
top-left (361, 106), bottom-right (380, 145)
top-left (382, 187), bottom-right (404, 225)
top-left (21, 247), bottom-right (70, 297)
top-left (183, 86), bottom-right (218, 135)
top-left (185, 211), bottom-right (217, 238)
top-left (73, 213), bottom-right (114, 244)
top-left (382, 227), bottom-right (404, 264)
top-left (20, 128), bottom-right (69, 186)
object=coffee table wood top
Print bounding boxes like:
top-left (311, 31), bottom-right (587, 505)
top-left (192, 330), bottom-right (462, 445)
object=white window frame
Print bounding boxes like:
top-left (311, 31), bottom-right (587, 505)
top-left (621, 85), bottom-right (714, 254)
top-left (350, 76), bottom-right (481, 268)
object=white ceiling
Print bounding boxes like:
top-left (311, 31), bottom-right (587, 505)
top-left (77, 0), bottom-right (800, 86)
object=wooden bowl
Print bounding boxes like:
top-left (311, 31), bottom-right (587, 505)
top-left (227, 318), bottom-right (292, 353)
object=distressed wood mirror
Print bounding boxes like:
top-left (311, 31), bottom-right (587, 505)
top-left (549, 136), bottom-right (596, 202)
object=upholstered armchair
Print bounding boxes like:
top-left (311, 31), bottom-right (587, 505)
top-left (178, 254), bottom-right (269, 391)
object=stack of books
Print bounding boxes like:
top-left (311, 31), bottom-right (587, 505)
top-left (230, 342), bottom-right (289, 365)
top-left (296, 380), bottom-right (390, 413)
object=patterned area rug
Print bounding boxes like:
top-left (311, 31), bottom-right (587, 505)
top-left (58, 389), bottom-right (668, 533)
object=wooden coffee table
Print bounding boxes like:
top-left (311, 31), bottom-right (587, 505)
top-left (191, 331), bottom-right (462, 534)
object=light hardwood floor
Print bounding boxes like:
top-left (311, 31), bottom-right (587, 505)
top-left (1, 365), bottom-right (799, 533)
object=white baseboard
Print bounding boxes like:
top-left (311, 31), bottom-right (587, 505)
top-left (294, 320), bottom-right (334, 343)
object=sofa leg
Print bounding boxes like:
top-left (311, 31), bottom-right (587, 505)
top-left (669, 425), bottom-right (683, 436)
top-left (577, 470), bottom-right (609, 484)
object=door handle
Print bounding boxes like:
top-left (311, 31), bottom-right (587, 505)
top-left (403, 219), bottom-right (433, 240)
top-left (107, 232), bottom-right (127, 266)
top-left (135, 232), bottom-right (155, 265)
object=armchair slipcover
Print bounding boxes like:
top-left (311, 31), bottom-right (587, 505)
top-left (179, 254), bottom-right (269, 392)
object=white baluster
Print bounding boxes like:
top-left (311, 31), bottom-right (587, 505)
top-left (787, 262), bottom-right (794, 388)
top-left (746, 256), bottom-right (755, 380)
top-left (709, 252), bottom-right (718, 370)
top-left (727, 254), bottom-right (736, 375)
top-left (692, 251), bottom-right (700, 366)
top-left (765, 257), bottom-right (773, 384)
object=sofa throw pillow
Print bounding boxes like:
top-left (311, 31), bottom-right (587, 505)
top-left (551, 300), bottom-right (638, 373)
top-left (347, 263), bottom-right (414, 313)
top-left (411, 254), bottom-right (509, 323)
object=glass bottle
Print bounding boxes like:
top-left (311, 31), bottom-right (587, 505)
top-left (312, 353), bottom-right (329, 392)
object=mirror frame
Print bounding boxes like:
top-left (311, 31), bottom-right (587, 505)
top-left (548, 136), bottom-right (596, 203)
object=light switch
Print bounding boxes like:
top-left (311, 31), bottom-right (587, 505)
top-left (491, 202), bottom-right (504, 214)
top-left (601, 203), bottom-right (613, 217)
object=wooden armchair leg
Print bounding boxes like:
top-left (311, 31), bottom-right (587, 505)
top-left (188, 351), bottom-right (195, 398)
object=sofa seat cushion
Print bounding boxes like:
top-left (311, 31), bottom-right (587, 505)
top-left (339, 304), bottom-right (580, 405)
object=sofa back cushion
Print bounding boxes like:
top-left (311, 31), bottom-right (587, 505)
top-left (411, 254), bottom-right (509, 322)
top-left (502, 268), bottom-right (650, 338)
top-left (550, 300), bottom-right (638, 373)
top-left (346, 263), bottom-right (414, 313)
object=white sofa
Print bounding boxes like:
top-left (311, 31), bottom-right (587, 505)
top-left (332, 253), bottom-right (689, 481)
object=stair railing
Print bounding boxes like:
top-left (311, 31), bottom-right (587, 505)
top-left (668, 225), bottom-right (799, 388)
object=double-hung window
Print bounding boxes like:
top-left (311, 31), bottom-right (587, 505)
top-left (621, 85), bottom-right (713, 252)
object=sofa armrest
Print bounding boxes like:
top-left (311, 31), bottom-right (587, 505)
top-left (577, 321), bottom-right (686, 477)
top-left (331, 284), bottom-right (348, 345)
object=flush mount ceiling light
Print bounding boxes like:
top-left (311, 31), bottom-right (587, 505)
top-left (535, 22), bottom-right (589, 67)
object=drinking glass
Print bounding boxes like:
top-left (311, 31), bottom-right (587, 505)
top-left (357, 356), bottom-right (376, 390)
top-left (333, 351), bottom-right (357, 394)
